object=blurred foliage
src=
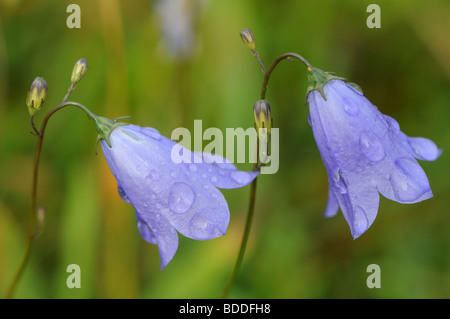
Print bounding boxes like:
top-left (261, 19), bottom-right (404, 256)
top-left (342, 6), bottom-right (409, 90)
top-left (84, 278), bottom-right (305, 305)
top-left (0, 0), bottom-right (449, 298)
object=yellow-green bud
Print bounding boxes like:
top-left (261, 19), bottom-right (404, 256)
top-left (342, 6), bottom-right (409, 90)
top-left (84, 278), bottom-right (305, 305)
top-left (71, 58), bottom-right (88, 84)
top-left (240, 28), bottom-right (256, 52)
top-left (26, 77), bottom-right (48, 116)
top-left (253, 99), bottom-right (272, 137)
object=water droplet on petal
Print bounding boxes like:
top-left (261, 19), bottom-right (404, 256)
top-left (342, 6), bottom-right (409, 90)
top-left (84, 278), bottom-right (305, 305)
top-left (170, 170), bottom-right (177, 179)
top-left (203, 184), bottom-right (210, 190)
top-left (168, 182), bottom-right (195, 214)
top-left (342, 97), bottom-right (359, 116)
top-left (141, 127), bottom-right (162, 140)
top-left (213, 226), bottom-right (224, 237)
top-left (210, 176), bottom-right (217, 183)
top-left (201, 173), bottom-right (207, 179)
top-left (188, 163), bottom-right (198, 172)
top-left (333, 169), bottom-right (348, 194)
top-left (346, 82), bottom-right (364, 96)
top-left (359, 131), bottom-right (385, 162)
top-left (189, 214), bottom-right (211, 239)
top-left (147, 169), bottom-right (160, 181)
top-left (389, 158), bottom-right (430, 202)
top-left (155, 213), bottom-right (161, 221)
top-left (230, 171), bottom-right (251, 184)
top-left (352, 206), bottom-right (368, 237)
top-left (383, 115), bottom-right (400, 135)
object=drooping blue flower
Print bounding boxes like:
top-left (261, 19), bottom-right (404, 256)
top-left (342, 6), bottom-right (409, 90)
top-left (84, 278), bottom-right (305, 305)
top-left (99, 123), bottom-right (258, 269)
top-left (307, 67), bottom-right (441, 239)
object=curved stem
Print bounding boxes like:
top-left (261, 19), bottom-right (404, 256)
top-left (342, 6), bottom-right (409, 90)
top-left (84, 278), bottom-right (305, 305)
top-left (260, 52), bottom-right (311, 100)
top-left (222, 50), bottom-right (311, 298)
top-left (6, 100), bottom-right (93, 298)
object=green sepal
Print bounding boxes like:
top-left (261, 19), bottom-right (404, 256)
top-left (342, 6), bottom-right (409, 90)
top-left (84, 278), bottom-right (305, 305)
top-left (306, 67), bottom-right (347, 101)
top-left (92, 115), bottom-right (131, 153)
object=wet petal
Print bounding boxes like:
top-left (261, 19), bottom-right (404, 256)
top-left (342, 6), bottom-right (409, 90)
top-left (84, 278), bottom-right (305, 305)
top-left (389, 157), bottom-right (433, 203)
top-left (324, 188), bottom-right (339, 217)
top-left (308, 78), bottom-right (439, 239)
top-left (408, 137), bottom-right (442, 161)
top-left (186, 150), bottom-right (259, 189)
top-left (100, 124), bottom-right (257, 268)
top-left (137, 211), bottom-right (178, 270)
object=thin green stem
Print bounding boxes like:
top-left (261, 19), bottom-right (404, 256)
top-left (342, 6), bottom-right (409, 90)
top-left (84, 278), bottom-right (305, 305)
top-left (221, 157), bottom-right (259, 299)
top-left (222, 49), bottom-right (311, 298)
top-left (260, 52), bottom-right (311, 100)
top-left (6, 98), bottom-right (93, 298)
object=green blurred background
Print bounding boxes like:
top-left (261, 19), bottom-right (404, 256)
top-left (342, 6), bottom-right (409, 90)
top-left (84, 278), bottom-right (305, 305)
top-left (1, 0), bottom-right (449, 298)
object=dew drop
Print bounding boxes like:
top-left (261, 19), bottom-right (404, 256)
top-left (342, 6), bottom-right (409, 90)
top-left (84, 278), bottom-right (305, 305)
top-left (210, 176), bottom-right (217, 183)
top-left (170, 170), bottom-right (177, 179)
top-left (168, 182), bottom-right (195, 214)
top-left (383, 115), bottom-right (400, 135)
top-left (346, 82), bottom-right (364, 96)
top-left (342, 97), bottom-right (359, 116)
top-left (213, 226), bottom-right (224, 237)
top-left (188, 163), bottom-right (198, 172)
top-left (189, 214), bottom-right (211, 239)
top-left (155, 213), bottom-right (161, 221)
top-left (201, 173), bottom-right (207, 179)
top-left (359, 131), bottom-right (385, 162)
top-left (389, 158), bottom-right (430, 202)
top-left (203, 184), bottom-right (210, 190)
top-left (147, 169), bottom-right (160, 181)
top-left (230, 171), bottom-right (251, 184)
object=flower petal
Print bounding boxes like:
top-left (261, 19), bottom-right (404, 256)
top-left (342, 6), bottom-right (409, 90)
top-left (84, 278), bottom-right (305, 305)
top-left (137, 211), bottom-right (178, 270)
top-left (101, 124), bottom-right (258, 268)
top-left (308, 78), bottom-right (440, 238)
top-left (324, 187), bottom-right (339, 218)
top-left (408, 137), bottom-right (442, 161)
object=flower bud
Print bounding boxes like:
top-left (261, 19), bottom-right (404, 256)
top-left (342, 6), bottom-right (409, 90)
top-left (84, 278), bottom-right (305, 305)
top-left (26, 77), bottom-right (48, 116)
top-left (253, 99), bottom-right (272, 137)
top-left (240, 28), bottom-right (256, 51)
top-left (71, 58), bottom-right (88, 84)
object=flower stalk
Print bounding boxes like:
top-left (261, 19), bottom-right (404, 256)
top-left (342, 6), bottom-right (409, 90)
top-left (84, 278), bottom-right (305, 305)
top-left (6, 60), bottom-right (94, 298)
top-left (222, 30), bottom-right (312, 298)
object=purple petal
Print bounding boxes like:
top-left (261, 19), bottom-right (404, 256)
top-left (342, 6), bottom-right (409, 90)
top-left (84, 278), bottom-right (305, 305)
top-left (308, 79), bottom-right (440, 238)
top-left (100, 124), bottom-right (258, 268)
top-left (408, 137), bottom-right (442, 161)
top-left (137, 211), bottom-right (178, 270)
top-left (324, 188), bottom-right (339, 218)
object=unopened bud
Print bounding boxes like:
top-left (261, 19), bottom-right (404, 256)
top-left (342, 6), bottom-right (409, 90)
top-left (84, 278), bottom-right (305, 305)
top-left (71, 58), bottom-right (88, 84)
top-left (253, 99), bottom-right (272, 135)
top-left (240, 28), bottom-right (256, 52)
top-left (26, 77), bottom-right (48, 116)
